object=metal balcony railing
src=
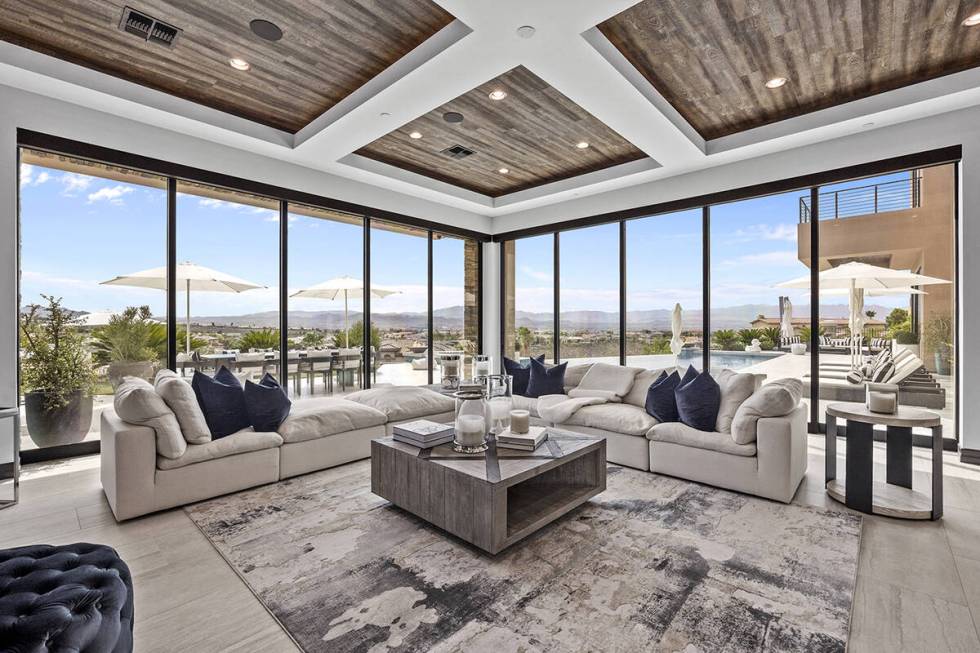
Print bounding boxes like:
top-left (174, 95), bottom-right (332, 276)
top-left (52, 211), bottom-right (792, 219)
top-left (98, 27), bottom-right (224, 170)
top-left (799, 172), bottom-right (921, 223)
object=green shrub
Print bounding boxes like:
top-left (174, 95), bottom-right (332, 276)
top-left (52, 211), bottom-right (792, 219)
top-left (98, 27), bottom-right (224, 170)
top-left (712, 329), bottom-right (740, 350)
top-left (237, 328), bottom-right (280, 351)
top-left (20, 295), bottom-right (95, 410)
top-left (894, 330), bottom-right (918, 345)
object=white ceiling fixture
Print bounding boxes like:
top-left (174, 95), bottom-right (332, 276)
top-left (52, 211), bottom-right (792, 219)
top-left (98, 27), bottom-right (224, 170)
top-left (409, 131), bottom-right (423, 139)
top-left (516, 25), bottom-right (536, 39)
top-left (228, 57), bottom-right (250, 71)
top-left (498, 167), bottom-right (509, 174)
top-left (765, 76), bottom-right (787, 89)
top-left (963, 12), bottom-right (980, 26)
top-left (488, 89), bottom-right (507, 100)
top-left (576, 141), bottom-right (589, 149)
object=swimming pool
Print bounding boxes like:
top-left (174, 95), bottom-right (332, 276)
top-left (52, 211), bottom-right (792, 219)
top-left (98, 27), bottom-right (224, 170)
top-left (677, 349), bottom-right (784, 371)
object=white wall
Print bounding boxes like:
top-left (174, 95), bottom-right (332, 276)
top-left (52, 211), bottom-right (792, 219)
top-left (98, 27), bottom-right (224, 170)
top-left (491, 105), bottom-right (980, 454)
top-left (0, 84), bottom-right (492, 412)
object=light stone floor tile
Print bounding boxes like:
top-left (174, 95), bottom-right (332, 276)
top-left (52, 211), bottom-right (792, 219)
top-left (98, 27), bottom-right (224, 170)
top-left (5, 436), bottom-right (980, 651)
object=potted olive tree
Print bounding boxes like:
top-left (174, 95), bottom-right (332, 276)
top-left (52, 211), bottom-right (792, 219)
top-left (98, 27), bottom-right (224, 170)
top-left (20, 295), bottom-right (95, 447)
top-left (90, 305), bottom-right (159, 386)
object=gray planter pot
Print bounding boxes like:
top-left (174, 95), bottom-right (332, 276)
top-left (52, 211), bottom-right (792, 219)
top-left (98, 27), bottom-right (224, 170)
top-left (24, 390), bottom-right (93, 448)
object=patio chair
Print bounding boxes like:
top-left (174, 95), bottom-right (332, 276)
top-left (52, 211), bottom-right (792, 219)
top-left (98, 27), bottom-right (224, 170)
top-left (777, 335), bottom-right (802, 351)
top-left (300, 350), bottom-right (337, 394)
top-left (331, 348), bottom-right (362, 392)
top-left (234, 352), bottom-right (267, 380)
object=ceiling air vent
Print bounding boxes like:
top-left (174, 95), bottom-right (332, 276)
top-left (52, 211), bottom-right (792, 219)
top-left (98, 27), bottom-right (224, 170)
top-left (441, 144), bottom-right (476, 160)
top-left (119, 7), bottom-right (182, 48)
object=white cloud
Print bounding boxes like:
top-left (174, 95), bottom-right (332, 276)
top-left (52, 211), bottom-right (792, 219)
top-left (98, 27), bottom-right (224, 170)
top-left (519, 265), bottom-right (553, 283)
top-left (719, 250), bottom-right (801, 268)
top-left (732, 223), bottom-right (798, 242)
top-left (87, 185), bottom-right (134, 205)
top-left (19, 164), bottom-right (51, 188)
top-left (60, 173), bottom-right (93, 195)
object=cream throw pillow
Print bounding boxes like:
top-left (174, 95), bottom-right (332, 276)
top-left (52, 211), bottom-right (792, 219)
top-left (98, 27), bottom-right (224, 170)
top-left (154, 369), bottom-right (211, 444)
top-left (114, 376), bottom-right (186, 459)
top-left (730, 378), bottom-right (803, 445)
top-left (714, 369), bottom-right (758, 434)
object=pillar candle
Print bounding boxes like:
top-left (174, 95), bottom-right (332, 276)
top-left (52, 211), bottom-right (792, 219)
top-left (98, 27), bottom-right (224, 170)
top-left (456, 414), bottom-right (486, 447)
top-left (510, 409), bottom-right (530, 434)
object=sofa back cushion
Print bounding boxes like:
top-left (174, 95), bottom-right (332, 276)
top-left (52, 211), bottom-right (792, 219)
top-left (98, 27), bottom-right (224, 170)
top-left (154, 369), bottom-right (211, 444)
top-left (623, 367), bottom-right (669, 407)
top-left (191, 366), bottom-right (251, 439)
top-left (713, 369), bottom-right (758, 434)
top-left (644, 371), bottom-right (680, 423)
top-left (730, 378), bottom-right (803, 444)
top-left (562, 363), bottom-right (594, 393)
top-left (567, 363), bottom-right (637, 401)
top-left (503, 355), bottom-right (544, 396)
top-left (114, 376), bottom-right (186, 459)
top-left (674, 368), bottom-right (721, 432)
top-left (527, 358), bottom-right (567, 398)
top-left (244, 373), bottom-right (292, 432)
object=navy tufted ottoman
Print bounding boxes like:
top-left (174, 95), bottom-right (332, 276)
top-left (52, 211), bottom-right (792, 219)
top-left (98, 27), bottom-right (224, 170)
top-left (0, 543), bottom-right (134, 652)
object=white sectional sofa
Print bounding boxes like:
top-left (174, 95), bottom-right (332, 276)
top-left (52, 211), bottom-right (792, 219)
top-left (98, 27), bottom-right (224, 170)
top-left (101, 387), bottom-right (455, 520)
top-left (515, 363), bottom-right (808, 503)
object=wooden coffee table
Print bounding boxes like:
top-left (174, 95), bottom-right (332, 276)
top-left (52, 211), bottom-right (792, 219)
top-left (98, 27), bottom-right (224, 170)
top-left (371, 429), bottom-right (606, 554)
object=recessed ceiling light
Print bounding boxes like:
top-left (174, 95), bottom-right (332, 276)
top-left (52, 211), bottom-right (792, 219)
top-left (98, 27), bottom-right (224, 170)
top-left (380, 112), bottom-right (391, 117)
top-left (498, 167), bottom-right (509, 174)
top-left (409, 131), bottom-right (423, 139)
top-left (229, 57), bottom-right (250, 71)
top-left (516, 25), bottom-right (536, 39)
top-left (765, 76), bottom-right (787, 89)
top-left (488, 89), bottom-right (507, 101)
top-left (964, 12), bottom-right (980, 26)
top-left (443, 111), bottom-right (464, 124)
top-left (576, 141), bottom-right (590, 149)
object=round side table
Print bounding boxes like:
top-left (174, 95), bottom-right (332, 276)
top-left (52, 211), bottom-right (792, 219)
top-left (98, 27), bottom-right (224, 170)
top-left (825, 402), bottom-right (942, 520)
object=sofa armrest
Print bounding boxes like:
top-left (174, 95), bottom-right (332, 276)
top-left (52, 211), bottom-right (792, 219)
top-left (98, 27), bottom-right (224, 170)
top-left (754, 404), bottom-right (808, 503)
top-left (100, 409), bottom-right (157, 520)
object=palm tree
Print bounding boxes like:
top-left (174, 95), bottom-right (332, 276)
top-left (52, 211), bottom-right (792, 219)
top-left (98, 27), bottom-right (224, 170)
top-left (712, 329), bottom-right (740, 350)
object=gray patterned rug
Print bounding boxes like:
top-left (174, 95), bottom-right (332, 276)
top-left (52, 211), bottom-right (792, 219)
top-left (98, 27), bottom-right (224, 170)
top-left (185, 461), bottom-right (861, 652)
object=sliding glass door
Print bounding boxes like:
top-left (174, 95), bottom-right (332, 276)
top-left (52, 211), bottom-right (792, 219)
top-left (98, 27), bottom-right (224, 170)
top-left (558, 224), bottom-right (619, 366)
top-left (501, 235), bottom-right (555, 363)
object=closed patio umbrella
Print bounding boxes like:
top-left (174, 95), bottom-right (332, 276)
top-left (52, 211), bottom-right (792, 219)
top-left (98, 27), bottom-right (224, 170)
top-left (290, 276), bottom-right (400, 348)
top-left (780, 298), bottom-right (795, 341)
top-left (101, 262), bottom-right (265, 355)
top-left (669, 303), bottom-right (684, 359)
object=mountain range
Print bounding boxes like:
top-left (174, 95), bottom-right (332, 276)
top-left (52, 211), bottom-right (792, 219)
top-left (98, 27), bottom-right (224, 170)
top-left (179, 302), bottom-right (896, 331)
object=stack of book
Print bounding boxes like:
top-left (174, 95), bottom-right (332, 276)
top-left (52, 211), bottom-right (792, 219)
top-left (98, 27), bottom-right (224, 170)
top-left (392, 420), bottom-right (454, 449)
top-left (496, 426), bottom-right (548, 451)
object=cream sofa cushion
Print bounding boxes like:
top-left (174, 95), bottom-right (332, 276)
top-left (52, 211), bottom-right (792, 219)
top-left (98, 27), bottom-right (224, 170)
top-left (622, 367), bottom-right (673, 408)
top-left (511, 393), bottom-right (544, 418)
top-left (713, 369), bottom-right (758, 434)
top-left (346, 386), bottom-right (454, 421)
top-left (567, 362), bottom-right (638, 401)
top-left (278, 397), bottom-right (387, 443)
top-left (114, 376), bottom-right (186, 459)
top-left (562, 363), bottom-right (594, 394)
top-left (648, 422), bottom-right (757, 457)
top-left (156, 428), bottom-right (282, 470)
top-left (730, 378), bottom-right (803, 445)
top-left (563, 403), bottom-right (657, 436)
top-left (154, 369), bottom-right (211, 444)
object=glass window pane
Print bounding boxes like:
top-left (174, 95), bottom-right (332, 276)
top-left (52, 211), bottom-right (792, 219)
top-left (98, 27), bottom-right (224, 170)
top-left (817, 165), bottom-right (956, 442)
top-left (709, 192), bottom-right (810, 397)
top-left (625, 209), bottom-right (702, 369)
top-left (503, 235), bottom-right (554, 363)
top-left (371, 220), bottom-right (428, 386)
top-left (175, 181), bottom-right (279, 382)
top-left (18, 149), bottom-right (167, 453)
top-left (432, 233), bottom-right (479, 384)
top-left (287, 204), bottom-right (363, 396)
top-left (559, 224), bottom-right (619, 366)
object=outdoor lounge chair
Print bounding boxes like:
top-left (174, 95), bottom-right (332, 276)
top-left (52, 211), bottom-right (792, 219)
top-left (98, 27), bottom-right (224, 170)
top-left (803, 350), bottom-right (945, 408)
top-left (778, 335), bottom-right (802, 351)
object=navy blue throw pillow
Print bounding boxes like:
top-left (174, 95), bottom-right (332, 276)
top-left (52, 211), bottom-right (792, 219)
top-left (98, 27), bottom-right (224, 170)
top-left (504, 355), bottom-right (544, 396)
top-left (678, 365), bottom-right (699, 388)
top-left (192, 366), bottom-right (250, 438)
top-left (674, 369), bottom-right (721, 431)
top-left (244, 373), bottom-right (291, 432)
top-left (526, 357), bottom-right (566, 398)
top-left (645, 370), bottom-right (681, 422)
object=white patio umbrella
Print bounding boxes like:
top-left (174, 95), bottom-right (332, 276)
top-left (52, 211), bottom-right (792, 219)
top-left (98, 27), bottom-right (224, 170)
top-left (78, 310), bottom-right (121, 327)
top-left (780, 298), bottom-right (795, 341)
top-left (778, 261), bottom-right (950, 370)
top-left (669, 303), bottom-right (684, 358)
top-left (101, 262), bottom-right (266, 355)
top-left (290, 276), bottom-right (400, 348)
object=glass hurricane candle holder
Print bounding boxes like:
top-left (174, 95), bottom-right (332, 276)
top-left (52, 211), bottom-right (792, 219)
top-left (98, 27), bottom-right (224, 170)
top-left (453, 389), bottom-right (489, 454)
top-left (485, 374), bottom-right (513, 435)
top-left (439, 353), bottom-right (461, 390)
top-left (472, 354), bottom-right (492, 381)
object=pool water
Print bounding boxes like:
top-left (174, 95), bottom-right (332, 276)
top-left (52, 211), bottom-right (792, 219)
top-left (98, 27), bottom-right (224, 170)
top-left (677, 349), bottom-right (784, 371)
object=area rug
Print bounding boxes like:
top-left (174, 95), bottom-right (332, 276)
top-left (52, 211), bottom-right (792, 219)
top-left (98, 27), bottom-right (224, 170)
top-left (185, 461), bottom-right (862, 652)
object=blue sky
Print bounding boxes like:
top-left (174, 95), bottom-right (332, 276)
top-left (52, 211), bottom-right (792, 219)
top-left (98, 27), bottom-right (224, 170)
top-left (21, 159), bottom-right (915, 320)
top-left (20, 162), bottom-right (467, 317)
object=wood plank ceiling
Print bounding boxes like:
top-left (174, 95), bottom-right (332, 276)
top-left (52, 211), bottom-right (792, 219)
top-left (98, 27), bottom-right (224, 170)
top-left (0, 0), bottom-right (453, 133)
top-left (598, 0), bottom-right (980, 140)
top-left (355, 66), bottom-right (648, 196)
